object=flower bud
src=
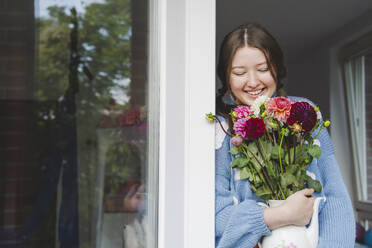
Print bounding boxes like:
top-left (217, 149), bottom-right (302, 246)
top-left (205, 113), bottom-right (216, 123)
top-left (313, 106), bottom-right (319, 112)
top-left (281, 128), bottom-right (290, 137)
top-left (231, 136), bottom-right (243, 147)
top-left (232, 111), bottom-right (238, 119)
top-left (269, 121), bottom-right (279, 130)
top-left (324, 120), bottom-right (331, 127)
top-left (260, 112), bottom-right (267, 118)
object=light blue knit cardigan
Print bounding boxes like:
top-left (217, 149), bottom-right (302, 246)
top-left (215, 96), bottom-right (355, 248)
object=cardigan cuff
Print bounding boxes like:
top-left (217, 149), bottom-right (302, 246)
top-left (239, 200), bottom-right (272, 237)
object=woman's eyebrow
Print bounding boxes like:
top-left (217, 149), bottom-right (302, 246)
top-left (231, 66), bottom-right (245, 69)
top-left (256, 62), bottom-right (267, 66)
top-left (232, 62), bottom-right (267, 69)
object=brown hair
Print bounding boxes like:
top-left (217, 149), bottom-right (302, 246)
top-left (216, 23), bottom-right (287, 121)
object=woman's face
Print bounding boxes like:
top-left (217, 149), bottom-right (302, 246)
top-left (229, 46), bottom-right (277, 106)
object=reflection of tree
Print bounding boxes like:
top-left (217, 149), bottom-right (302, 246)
top-left (104, 142), bottom-right (141, 196)
top-left (32, 0), bottom-right (133, 247)
top-left (36, 0), bottom-right (131, 105)
top-left (103, 141), bottom-right (142, 213)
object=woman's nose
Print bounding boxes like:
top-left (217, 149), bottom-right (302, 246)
top-left (245, 72), bottom-right (260, 88)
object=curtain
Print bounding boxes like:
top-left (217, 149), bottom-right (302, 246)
top-left (344, 56), bottom-right (367, 201)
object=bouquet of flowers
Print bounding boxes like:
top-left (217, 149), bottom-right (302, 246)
top-left (207, 96), bottom-right (330, 201)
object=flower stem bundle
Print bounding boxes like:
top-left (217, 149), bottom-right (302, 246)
top-left (207, 96), bottom-right (330, 201)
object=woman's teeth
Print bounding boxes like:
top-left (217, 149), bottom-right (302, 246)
top-left (246, 88), bottom-right (264, 96)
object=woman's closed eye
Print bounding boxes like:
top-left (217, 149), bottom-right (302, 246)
top-left (258, 68), bottom-right (269, 72)
top-left (233, 71), bottom-right (246, 76)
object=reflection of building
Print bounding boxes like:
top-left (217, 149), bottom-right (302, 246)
top-left (0, 1), bottom-right (56, 247)
top-left (1, 0), bottom-right (151, 247)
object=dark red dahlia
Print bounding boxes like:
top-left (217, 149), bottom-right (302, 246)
top-left (233, 118), bottom-right (266, 140)
top-left (287, 102), bottom-right (317, 132)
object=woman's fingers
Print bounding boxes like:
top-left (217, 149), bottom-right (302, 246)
top-left (302, 188), bottom-right (314, 197)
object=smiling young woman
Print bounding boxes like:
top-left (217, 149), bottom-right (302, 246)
top-left (214, 23), bottom-right (355, 248)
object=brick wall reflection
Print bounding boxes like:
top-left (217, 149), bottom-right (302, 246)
top-left (130, 0), bottom-right (148, 108)
top-left (0, 0), bottom-right (56, 247)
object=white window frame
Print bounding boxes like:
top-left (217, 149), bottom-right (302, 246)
top-left (150, 0), bottom-right (216, 247)
top-left (338, 32), bottom-right (372, 225)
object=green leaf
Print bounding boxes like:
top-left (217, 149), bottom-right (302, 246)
top-left (247, 142), bottom-right (259, 155)
top-left (295, 145), bottom-right (310, 165)
top-left (266, 161), bottom-right (276, 179)
top-left (231, 157), bottom-right (250, 168)
top-left (280, 172), bottom-right (297, 188)
top-left (272, 145), bottom-right (284, 160)
top-left (305, 175), bottom-right (322, 192)
top-left (285, 189), bottom-right (294, 197)
top-left (260, 139), bottom-right (273, 160)
top-left (254, 174), bottom-right (262, 185)
top-left (250, 184), bottom-right (257, 193)
top-left (308, 145), bottom-right (322, 159)
top-left (240, 167), bottom-right (252, 180)
top-left (255, 185), bottom-right (272, 200)
top-left (285, 163), bottom-right (298, 175)
top-left (285, 146), bottom-right (300, 165)
top-left (229, 146), bottom-right (240, 155)
top-left (251, 155), bottom-right (264, 170)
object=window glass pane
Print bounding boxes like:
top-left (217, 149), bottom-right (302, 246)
top-left (366, 53), bottom-right (372, 202)
top-left (0, 0), bottom-right (156, 247)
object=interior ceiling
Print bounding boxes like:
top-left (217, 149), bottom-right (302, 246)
top-left (217, 0), bottom-right (372, 61)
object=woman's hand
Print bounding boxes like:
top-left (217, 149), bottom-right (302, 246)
top-left (264, 188), bottom-right (315, 230)
top-left (280, 188), bottom-right (316, 226)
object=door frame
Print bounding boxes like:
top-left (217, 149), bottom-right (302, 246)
top-left (150, 0), bottom-right (216, 247)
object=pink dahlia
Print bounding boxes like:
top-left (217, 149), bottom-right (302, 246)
top-left (233, 105), bottom-right (253, 120)
top-left (233, 118), bottom-right (265, 140)
top-left (265, 97), bottom-right (293, 122)
top-left (287, 102), bottom-right (317, 132)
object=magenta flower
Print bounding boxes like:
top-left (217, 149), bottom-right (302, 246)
top-left (287, 102), bottom-right (317, 132)
top-left (265, 97), bottom-right (293, 122)
top-left (233, 105), bottom-right (253, 120)
top-left (233, 118), bottom-right (266, 140)
top-left (231, 136), bottom-right (243, 147)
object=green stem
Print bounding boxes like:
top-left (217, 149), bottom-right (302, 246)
top-left (278, 183), bottom-right (286, 200)
top-left (273, 131), bottom-right (277, 145)
top-left (244, 144), bottom-right (279, 200)
top-left (215, 116), bottom-right (232, 137)
top-left (241, 150), bottom-right (256, 184)
top-left (279, 134), bottom-right (284, 174)
top-left (293, 135), bottom-right (296, 164)
top-left (286, 136), bottom-right (291, 165)
top-left (242, 145), bottom-right (265, 184)
top-left (256, 139), bottom-right (267, 164)
top-left (312, 124), bottom-right (324, 142)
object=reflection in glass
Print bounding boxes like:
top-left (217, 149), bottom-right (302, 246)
top-left (366, 53), bottom-right (372, 204)
top-left (0, 0), bottom-right (155, 247)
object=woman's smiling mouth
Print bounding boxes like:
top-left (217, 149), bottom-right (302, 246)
top-left (245, 88), bottom-right (266, 96)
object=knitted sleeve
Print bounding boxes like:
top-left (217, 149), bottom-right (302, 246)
top-left (316, 126), bottom-right (356, 247)
top-left (215, 121), bottom-right (271, 248)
